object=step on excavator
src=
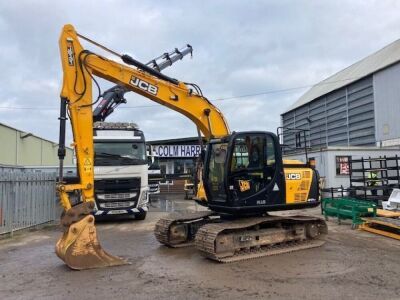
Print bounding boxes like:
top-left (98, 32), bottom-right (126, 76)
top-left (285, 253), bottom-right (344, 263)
top-left (56, 24), bottom-right (327, 269)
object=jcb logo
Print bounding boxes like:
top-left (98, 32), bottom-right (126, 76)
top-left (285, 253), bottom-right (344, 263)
top-left (286, 173), bottom-right (301, 180)
top-left (238, 180), bottom-right (251, 192)
top-left (130, 76), bottom-right (158, 95)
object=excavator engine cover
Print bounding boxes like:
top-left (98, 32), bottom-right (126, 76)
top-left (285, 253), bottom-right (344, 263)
top-left (55, 202), bottom-right (127, 270)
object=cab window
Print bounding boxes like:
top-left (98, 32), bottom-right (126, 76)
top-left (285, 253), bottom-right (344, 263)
top-left (265, 135), bottom-right (276, 166)
top-left (229, 134), bottom-right (277, 198)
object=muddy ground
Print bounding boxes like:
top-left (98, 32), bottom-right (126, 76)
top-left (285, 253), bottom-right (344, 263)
top-left (1, 194), bottom-right (400, 300)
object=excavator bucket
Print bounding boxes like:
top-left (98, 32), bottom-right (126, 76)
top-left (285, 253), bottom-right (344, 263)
top-left (55, 214), bottom-right (127, 270)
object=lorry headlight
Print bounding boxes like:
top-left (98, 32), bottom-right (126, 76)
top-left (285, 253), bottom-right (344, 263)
top-left (137, 191), bottom-right (148, 207)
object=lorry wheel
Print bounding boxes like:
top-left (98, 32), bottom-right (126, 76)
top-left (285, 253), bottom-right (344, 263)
top-left (135, 211), bottom-right (147, 220)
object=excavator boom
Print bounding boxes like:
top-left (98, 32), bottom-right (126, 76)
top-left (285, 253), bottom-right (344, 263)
top-left (56, 24), bottom-right (229, 269)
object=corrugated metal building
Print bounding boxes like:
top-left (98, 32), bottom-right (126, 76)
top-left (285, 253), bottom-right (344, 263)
top-left (281, 39), bottom-right (400, 188)
top-left (0, 122), bottom-right (74, 166)
top-left (281, 39), bottom-right (400, 149)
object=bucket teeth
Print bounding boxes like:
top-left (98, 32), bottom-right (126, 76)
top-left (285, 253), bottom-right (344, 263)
top-left (56, 215), bottom-right (127, 270)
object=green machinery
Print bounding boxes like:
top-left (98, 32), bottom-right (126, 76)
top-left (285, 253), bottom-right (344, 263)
top-left (322, 188), bottom-right (377, 228)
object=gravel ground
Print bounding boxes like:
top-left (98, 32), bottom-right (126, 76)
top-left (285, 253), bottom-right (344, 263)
top-left (1, 195), bottom-right (400, 300)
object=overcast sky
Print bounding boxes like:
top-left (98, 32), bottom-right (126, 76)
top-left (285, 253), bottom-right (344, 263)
top-left (0, 0), bottom-right (400, 144)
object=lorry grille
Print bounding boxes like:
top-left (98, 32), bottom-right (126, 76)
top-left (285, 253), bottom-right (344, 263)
top-left (95, 178), bottom-right (141, 191)
top-left (99, 201), bottom-right (135, 209)
top-left (95, 177), bottom-right (140, 206)
top-left (97, 192), bottom-right (136, 201)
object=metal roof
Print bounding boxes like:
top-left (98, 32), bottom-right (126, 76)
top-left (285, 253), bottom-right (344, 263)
top-left (284, 38), bottom-right (400, 114)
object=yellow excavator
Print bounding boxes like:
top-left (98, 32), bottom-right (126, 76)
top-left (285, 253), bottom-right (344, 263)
top-left (56, 24), bottom-right (327, 269)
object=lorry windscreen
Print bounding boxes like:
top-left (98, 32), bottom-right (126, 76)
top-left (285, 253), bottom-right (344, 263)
top-left (94, 142), bottom-right (147, 166)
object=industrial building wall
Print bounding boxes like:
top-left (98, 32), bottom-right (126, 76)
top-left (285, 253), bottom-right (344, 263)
top-left (0, 124), bottom-right (74, 166)
top-left (0, 125), bottom-right (17, 164)
top-left (373, 63), bottom-right (400, 145)
top-left (282, 76), bottom-right (375, 151)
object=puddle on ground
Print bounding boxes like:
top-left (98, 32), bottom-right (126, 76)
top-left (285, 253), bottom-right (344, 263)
top-left (149, 195), bottom-right (200, 213)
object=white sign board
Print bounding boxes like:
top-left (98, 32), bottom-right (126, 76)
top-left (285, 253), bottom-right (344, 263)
top-left (151, 145), bottom-right (201, 158)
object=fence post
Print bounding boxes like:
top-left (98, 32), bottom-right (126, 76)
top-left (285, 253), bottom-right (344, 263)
top-left (10, 173), bottom-right (16, 237)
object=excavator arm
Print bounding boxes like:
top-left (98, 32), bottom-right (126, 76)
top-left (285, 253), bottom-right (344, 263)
top-left (56, 24), bottom-right (229, 269)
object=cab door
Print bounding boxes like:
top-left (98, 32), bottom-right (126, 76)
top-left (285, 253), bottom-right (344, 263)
top-left (227, 132), bottom-right (285, 208)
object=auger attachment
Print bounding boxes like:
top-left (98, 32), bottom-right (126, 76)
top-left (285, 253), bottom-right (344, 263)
top-left (55, 202), bottom-right (127, 270)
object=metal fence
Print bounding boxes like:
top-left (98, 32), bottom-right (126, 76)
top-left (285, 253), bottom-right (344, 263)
top-left (0, 169), bottom-right (58, 235)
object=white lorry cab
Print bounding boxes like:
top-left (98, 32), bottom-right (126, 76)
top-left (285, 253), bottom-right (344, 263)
top-left (93, 122), bottom-right (149, 220)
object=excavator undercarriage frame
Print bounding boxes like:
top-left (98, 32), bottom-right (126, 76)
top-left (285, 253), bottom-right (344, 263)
top-left (195, 215), bottom-right (327, 263)
top-left (155, 212), bottom-right (327, 263)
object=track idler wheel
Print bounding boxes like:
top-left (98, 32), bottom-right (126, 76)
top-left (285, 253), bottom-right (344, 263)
top-left (305, 220), bottom-right (328, 239)
top-left (55, 203), bottom-right (127, 270)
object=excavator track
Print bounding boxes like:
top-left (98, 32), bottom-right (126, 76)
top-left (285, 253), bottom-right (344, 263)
top-left (154, 210), bottom-right (218, 247)
top-left (195, 215), bottom-right (328, 263)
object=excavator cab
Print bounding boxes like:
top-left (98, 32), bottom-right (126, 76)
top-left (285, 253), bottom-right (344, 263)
top-left (203, 131), bottom-right (286, 215)
top-left (203, 131), bottom-right (321, 216)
